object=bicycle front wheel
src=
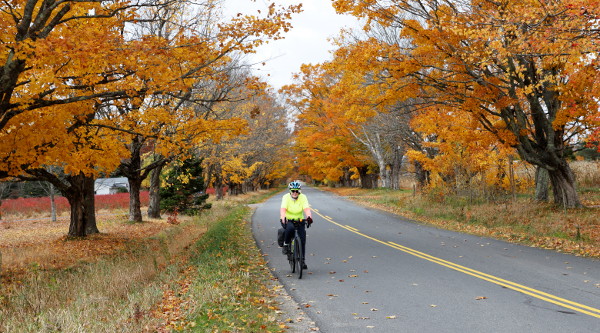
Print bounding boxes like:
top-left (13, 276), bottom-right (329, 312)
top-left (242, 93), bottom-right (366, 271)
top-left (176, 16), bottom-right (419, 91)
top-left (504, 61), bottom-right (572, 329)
top-left (289, 241), bottom-right (296, 273)
top-left (294, 236), bottom-right (303, 279)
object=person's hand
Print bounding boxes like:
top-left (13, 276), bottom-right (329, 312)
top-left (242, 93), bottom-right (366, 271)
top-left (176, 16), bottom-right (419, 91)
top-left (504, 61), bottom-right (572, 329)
top-left (306, 216), bottom-right (313, 228)
top-left (280, 218), bottom-right (286, 227)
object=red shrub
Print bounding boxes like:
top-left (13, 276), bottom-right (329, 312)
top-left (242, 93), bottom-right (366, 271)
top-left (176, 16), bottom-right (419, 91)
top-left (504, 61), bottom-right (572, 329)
top-left (0, 191), bottom-right (150, 217)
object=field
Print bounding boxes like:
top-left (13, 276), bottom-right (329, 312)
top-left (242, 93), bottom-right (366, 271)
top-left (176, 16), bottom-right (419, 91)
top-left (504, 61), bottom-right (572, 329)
top-left (0, 192), bottom-right (156, 285)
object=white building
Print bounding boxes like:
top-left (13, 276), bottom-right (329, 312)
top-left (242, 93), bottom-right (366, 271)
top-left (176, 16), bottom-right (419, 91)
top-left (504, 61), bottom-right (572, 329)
top-left (94, 177), bottom-right (129, 195)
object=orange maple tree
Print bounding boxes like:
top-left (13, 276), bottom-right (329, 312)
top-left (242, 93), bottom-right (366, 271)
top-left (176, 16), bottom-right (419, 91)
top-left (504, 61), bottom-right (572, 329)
top-left (282, 63), bottom-right (376, 185)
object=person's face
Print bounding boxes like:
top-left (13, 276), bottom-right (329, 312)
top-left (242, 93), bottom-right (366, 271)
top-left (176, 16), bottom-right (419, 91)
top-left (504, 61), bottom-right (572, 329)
top-left (290, 189), bottom-right (300, 198)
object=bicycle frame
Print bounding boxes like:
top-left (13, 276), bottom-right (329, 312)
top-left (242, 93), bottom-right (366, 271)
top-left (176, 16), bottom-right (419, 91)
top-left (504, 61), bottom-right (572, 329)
top-left (286, 219), bottom-right (306, 279)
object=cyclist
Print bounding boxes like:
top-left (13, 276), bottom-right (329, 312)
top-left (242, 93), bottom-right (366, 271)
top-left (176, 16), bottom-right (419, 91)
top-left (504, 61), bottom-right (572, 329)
top-left (280, 181), bottom-right (313, 269)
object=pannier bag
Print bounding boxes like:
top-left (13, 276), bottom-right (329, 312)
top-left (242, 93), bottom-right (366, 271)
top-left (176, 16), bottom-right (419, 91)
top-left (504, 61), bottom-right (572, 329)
top-left (277, 227), bottom-right (285, 247)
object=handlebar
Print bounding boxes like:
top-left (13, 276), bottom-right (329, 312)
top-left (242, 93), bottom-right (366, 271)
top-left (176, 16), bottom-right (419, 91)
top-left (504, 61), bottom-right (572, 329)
top-left (287, 219), bottom-right (306, 226)
top-left (281, 218), bottom-right (306, 227)
top-left (281, 218), bottom-right (312, 228)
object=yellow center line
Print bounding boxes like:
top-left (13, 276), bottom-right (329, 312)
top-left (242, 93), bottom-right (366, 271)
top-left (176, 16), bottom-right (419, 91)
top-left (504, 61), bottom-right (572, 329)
top-left (313, 210), bottom-right (600, 318)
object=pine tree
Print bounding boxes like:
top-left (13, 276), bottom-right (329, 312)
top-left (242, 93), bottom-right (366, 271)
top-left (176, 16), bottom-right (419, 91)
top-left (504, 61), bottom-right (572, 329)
top-left (160, 157), bottom-right (211, 215)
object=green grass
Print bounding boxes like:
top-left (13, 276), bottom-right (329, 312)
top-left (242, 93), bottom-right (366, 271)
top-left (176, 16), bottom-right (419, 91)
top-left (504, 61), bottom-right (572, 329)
top-left (185, 206), bottom-right (283, 332)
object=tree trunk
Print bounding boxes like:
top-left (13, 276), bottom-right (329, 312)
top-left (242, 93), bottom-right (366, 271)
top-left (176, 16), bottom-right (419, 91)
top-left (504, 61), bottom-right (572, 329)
top-left (129, 177), bottom-right (143, 222)
top-left (358, 165), bottom-right (377, 189)
top-left (414, 161), bottom-right (429, 190)
top-left (84, 178), bottom-right (98, 235)
top-left (390, 145), bottom-right (404, 190)
top-left (378, 162), bottom-right (389, 188)
top-left (549, 163), bottom-right (581, 208)
top-left (147, 164), bottom-right (163, 219)
top-left (534, 166), bottom-right (549, 202)
top-left (215, 175), bottom-right (224, 200)
top-left (50, 185), bottom-right (57, 222)
top-left (66, 173), bottom-right (99, 237)
top-left (123, 136), bottom-right (144, 222)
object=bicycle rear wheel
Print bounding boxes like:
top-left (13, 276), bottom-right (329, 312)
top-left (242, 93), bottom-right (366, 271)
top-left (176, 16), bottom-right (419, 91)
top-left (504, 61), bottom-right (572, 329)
top-left (294, 236), bottom-right (303, 279)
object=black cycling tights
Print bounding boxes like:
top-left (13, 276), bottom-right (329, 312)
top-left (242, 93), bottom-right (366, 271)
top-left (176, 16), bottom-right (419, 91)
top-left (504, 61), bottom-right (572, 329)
top-left (283, 222), bottom-right (306, 257)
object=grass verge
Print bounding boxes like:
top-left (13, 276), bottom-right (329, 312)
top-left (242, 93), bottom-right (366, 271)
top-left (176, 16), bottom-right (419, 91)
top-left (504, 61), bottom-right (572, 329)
top-left (164, 206), bottom-right (284, 332)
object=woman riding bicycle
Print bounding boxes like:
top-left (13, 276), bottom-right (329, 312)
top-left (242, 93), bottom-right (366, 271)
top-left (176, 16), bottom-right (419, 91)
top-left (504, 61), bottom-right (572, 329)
top-left (280, 181), bottom-right (313, 269)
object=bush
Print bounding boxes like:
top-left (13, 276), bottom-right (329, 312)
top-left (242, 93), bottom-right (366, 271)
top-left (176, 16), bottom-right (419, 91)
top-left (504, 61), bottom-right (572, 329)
top-left (160, 157), bottom-right (211, 215)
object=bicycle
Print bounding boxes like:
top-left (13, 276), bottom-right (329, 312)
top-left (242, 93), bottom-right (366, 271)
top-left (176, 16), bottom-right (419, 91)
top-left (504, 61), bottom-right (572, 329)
top-left (284, 219), bottom-right (307, 279)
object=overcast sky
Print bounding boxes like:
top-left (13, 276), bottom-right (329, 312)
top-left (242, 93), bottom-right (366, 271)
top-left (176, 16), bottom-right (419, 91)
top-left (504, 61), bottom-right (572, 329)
top-left (222, 0), bottom-right (361, 90)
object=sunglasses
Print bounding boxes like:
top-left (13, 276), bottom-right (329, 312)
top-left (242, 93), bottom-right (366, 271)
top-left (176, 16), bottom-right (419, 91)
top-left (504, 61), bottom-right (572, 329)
top-left (290, 190), bottom-right (300, 193)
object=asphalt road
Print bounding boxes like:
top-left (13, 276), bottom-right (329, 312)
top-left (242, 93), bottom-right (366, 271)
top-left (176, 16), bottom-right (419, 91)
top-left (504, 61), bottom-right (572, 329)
top-left (251, 187), bottom-right (600, 332)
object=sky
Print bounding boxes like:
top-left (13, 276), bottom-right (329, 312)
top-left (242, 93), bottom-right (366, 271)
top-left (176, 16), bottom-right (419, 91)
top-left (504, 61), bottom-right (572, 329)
top-left (222, 0), bottom-right (361, 90)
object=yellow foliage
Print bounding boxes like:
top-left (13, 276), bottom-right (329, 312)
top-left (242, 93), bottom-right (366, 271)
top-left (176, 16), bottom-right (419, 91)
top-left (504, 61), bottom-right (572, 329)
top-left (1, 0), bottom-right (301, 184)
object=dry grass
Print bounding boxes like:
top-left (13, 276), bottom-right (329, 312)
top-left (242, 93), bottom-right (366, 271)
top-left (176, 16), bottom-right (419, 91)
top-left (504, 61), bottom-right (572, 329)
top-left (0, 191), bottom-right (278, 333)
top-left (0, 216), bottom-right (202, 332)
top-left (571, 160), bottom-right (600, 188)
top-left (0, 211), bottom-right (193, 283)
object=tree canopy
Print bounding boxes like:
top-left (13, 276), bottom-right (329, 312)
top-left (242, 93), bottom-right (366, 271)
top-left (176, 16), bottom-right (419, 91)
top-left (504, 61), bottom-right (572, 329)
top-left (0, 0), bottom-right (302, 235)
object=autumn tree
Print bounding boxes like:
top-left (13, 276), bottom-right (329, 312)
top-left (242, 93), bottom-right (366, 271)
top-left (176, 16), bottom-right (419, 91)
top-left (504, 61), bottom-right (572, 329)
top-left (282, 64), bottom-right (368, 186)
top-left (108, 0), bottom-right (306, 221)
top-left (0, 0), bottom-right (302, 235)
top-left (333, 0), bottom-right (600, 207)
top-left (108, 1), bottom-right (239, 221)
top-left (201, 78), bottom-right (293, 199)
top-left (282, 18), bottom-right (439, 190)
top-left (325, 32), bottom-right (420, 189)
top-left (1, 1), bottom-right (174, 234)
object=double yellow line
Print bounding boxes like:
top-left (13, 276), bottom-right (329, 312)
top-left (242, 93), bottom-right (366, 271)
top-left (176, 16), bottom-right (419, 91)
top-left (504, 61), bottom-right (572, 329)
top-left (314, 209), bottom-right (600, 319)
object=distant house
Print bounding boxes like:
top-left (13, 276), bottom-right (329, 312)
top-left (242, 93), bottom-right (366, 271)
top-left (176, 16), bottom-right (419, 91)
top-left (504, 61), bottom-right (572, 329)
top-left (95, 177), bottom-right (129, 195)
